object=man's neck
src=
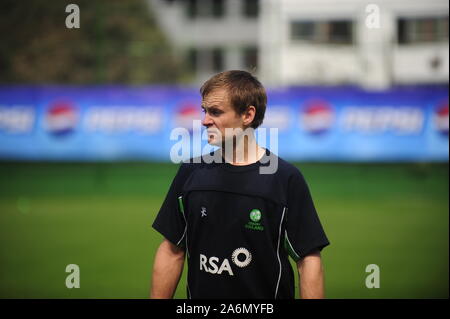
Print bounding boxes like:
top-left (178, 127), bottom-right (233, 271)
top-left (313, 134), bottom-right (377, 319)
top-left (221, 134), bottom-right (265, 166)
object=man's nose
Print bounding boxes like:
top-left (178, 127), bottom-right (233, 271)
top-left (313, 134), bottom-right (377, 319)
top-left (202, 113), bottom-right (213, 127)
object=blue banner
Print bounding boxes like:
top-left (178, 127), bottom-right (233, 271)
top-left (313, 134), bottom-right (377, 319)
top-left (0, 85), bottom-right (448, 162)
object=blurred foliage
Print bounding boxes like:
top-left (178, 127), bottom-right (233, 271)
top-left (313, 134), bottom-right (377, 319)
top-left (0, 0), bottom-right (189, 84)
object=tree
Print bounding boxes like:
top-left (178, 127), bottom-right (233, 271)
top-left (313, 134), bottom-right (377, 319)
top-left (0, 0), bottom-right (188, 84)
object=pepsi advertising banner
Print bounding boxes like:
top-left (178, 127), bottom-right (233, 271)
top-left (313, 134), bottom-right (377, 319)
top-left (0, 85), bottom-right (448, 162)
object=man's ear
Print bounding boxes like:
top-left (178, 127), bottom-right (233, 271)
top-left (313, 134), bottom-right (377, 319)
top-left (243, 105), bottom-right (256, 127)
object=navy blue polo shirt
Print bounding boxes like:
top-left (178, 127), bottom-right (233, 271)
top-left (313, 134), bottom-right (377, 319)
top-left (152, 149), bottom-right (329, 299)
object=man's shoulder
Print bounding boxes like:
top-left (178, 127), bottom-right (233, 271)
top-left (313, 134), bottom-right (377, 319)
top-left (181, 152), bottom-right (217, 167)
top-left (176, 150), bottom-right (304, 181)
top-left (270, 153), bottom-right (303, 179)
top-left (178, 157), bottom-right (206, 173)
top-left (176, 152), bottom-right (218, 177)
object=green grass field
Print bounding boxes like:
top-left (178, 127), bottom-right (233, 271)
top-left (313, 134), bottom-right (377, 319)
top-left (0, 161), bottom-right (448, 298)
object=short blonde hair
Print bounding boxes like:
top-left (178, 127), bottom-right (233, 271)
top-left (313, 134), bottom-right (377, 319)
top-left (200, 70), bottom-right (267, 129)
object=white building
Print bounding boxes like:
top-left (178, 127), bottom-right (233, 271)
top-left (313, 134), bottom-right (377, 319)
top-left (148, 0), bottom-right (449, 89)
top-left (147, 0), bottom-right (259, 85)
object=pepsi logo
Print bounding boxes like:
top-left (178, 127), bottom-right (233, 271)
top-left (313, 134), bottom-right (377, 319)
top-left (45, 101), bottom-right (78, 137)
top-left (301, 100), bottom-right (335, 135)
top-left (174, 102), bottom-right (201, 132)
top-left (434, 101), bottom-right (448, 137)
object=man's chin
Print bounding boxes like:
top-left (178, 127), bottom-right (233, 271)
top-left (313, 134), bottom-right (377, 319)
top-left (207, 137), bottom-right (221, 146)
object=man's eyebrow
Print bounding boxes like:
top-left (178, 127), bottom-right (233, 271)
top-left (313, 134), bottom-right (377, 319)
top-left (201, 104), bottom-right (221, 109)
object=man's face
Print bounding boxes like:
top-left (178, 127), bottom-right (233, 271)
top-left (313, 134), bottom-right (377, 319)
top-left (201, 88), bottom-right (245, 146)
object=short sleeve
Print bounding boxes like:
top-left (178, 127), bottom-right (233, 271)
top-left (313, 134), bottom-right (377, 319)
top-left (152, 163), bottom-right (193, 249)
top-left (284, 170), bottom-right (330, 261)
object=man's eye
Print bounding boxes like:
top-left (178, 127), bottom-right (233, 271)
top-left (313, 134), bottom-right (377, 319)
top-left (202, 108), bottom-right (221, 116)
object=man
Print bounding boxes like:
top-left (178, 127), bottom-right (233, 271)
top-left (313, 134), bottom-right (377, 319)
top-left (151, 70), bottom-right (329, 299)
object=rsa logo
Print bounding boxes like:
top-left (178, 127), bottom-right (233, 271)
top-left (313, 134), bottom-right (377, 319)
top-left (200, 248), bottom-right (252, 276)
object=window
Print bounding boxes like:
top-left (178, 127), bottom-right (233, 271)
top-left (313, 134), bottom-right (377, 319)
top-left (186, 0), bottom-right (225, 19)
top-left (186, 48), bottom-right (224, 73)
top-left (186, 48), bottom-right (198, 72)
top-left (243, 0), bottom-right (259, 18)
top-left (186, 0), bottom-right (197, 19)
top-left (290, 20), bottom-right (354, 44)
top-left (329, 21), bottom-right (353, 44)
top-left (211, 0), bottom-right (225, 18)
top-left (398, 17), bottom-right (448, 44)
top-left (243, 47), bottom-right (258, 70)
top-left (212, 48), bottom-right (224, 72)
top-left (291, 21), bottom-right (316, 41)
